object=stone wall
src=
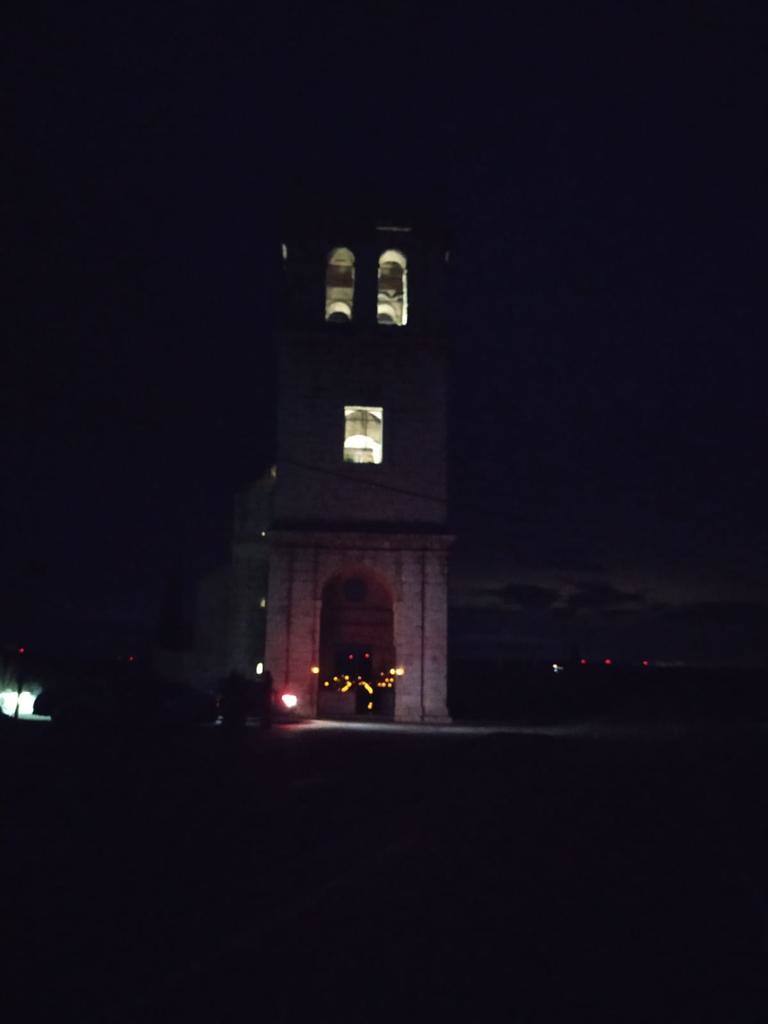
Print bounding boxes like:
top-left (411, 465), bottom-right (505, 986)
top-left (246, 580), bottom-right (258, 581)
top-left (228, 541), bottom-right (269, 677)
top-left (263, 530), bottom-right (452, 722)
top-left (273, 333), bottom-right (447, 529)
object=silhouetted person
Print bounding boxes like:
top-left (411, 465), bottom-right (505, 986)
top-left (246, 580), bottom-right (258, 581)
top-left (219, 670), bottom-right (249, 730)
top-left (261, 670), bottom-right (273, 730)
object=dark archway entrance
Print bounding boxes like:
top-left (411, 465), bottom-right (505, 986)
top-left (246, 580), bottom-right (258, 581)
top-left (317, 570), bottom-right (395, 718)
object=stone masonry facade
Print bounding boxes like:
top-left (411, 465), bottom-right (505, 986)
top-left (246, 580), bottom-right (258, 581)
top-left (263, 531), bottom-right (451, 722)
top-left (225, 217), bottom-right (453, 723)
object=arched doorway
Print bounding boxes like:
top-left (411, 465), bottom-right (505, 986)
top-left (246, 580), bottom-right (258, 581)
top-left (317, 569), bottom-right (396, 718)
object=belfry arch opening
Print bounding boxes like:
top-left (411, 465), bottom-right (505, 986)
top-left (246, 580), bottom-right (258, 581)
top-left (317, 568), bottom-right (395, 718)
top-left (325, 247), bottom-right (355, 322)
top-left (377, 249), bottom-right (408, 326)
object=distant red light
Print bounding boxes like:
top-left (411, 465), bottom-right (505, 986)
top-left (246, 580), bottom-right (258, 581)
top-left (642, 659), bottom-right (649, 667)
top-left (604, 658), bottom-right (612, 666)
top-left (18, 647), bottom-right (25, 655)
top-left (363, 652), bottom-right (370, 659)
top-left (579, 658), bottom-right (587, 666)
top-left (348, 654), bottom-right (354, 661)
top-left (128, 655), bottom-right (135, 663)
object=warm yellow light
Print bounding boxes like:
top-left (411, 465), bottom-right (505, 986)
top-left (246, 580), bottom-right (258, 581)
top-left (395, 667), bottom-right (405, 676)
top-left (367, 701), bottom-right (373, 711)
top-left (389, 667), bottom-right (396, 674)
top-left (310, 666), bottom-right (320, 674)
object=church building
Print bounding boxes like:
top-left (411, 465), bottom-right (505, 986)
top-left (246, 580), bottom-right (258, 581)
top-left (225, 218), bottom-right (452, 723)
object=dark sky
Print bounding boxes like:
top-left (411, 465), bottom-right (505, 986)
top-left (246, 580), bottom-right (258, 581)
top-left (4, 2), bottom-right (767, 666)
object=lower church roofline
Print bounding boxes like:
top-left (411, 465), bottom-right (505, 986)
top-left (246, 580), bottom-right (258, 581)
top-left (270, 520), bottom-right (452, 535)
top-left (267, 526), bottom-right (455, 550)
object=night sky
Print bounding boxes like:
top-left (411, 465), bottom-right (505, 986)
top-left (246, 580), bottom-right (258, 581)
top-left (4, 3), bottom-right (767, 667)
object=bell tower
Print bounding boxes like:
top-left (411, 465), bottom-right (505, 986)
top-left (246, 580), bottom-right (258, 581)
top-left (234, 217), bottom-right (452, 723)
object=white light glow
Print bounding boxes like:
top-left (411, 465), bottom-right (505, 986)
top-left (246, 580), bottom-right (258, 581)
top-left (377, 249), bottom-right (407, 326)
top-left (256, 662), bottom-right (264, 675)
top-left (281, 693), bottom-right (298, 709)
top-left (326, 300), bottom-right (352, 320)
top-left (18, 691), bottom-right (35, 714)
top-left (259, 597), bottom-right (267, 609)
top-left (0, 690), bottom-right (36, 716)
top-left (325, 247), bottom-right (355, 322)
top-left (0, 690), bottom-right (18, 716)
top-left (344, 407), bottom-right (383, 464)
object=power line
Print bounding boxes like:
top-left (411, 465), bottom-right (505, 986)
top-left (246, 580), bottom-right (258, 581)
top-left (280, 457), bottom-right (446, 505)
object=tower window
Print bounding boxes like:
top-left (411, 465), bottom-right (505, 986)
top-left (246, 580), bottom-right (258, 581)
top-left (325, 247), bottom-right (355, 322)
top-left (377, 250), bottom-right (407, 326)
top-left (344, 406), bottom-right (383, 464)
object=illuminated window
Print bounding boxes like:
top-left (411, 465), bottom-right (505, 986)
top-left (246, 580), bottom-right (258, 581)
top-left (325, 247), bottom-right (355, 322)
top-left (377, 250), bottom-right (407, 326)
top-left (344, 406), bottom-right (383, 464)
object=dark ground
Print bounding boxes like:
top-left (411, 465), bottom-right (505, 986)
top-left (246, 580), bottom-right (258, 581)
top-left (4, 716), bottom-right (768, 1021)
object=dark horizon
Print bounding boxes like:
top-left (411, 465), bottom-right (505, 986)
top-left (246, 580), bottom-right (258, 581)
top-left (4, 3), bottom-right (767, 668)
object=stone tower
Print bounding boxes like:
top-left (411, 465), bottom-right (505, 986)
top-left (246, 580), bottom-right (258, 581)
top-left (231, 217), bottom-right (452, 723)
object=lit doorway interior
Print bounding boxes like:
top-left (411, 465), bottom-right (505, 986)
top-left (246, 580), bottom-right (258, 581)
top-left (318, 571), bottom-right (395, 718)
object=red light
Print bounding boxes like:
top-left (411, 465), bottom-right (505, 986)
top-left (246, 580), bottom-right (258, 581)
top-left (348, 654), bottom-right (354, 661)
top-left (17, 647), bottom-right (25, 655)
top-left (642, 659), bottom-right (649, 667)
top-left (604, 658), bottom-right (612, 666)
top-left (128, 655), bottom-right (135, 663)
top-left (363, 652), bottom-right (370, 659)
top-left (579, 658), bottom-right (587, 666)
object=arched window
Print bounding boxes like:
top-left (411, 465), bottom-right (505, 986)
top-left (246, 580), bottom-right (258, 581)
top-left (377, 250), bottom-right (408, 326)
top-left (325, 247), bottom-right (355, 322)
top-left (344, 406), bottom-right (383, 464)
